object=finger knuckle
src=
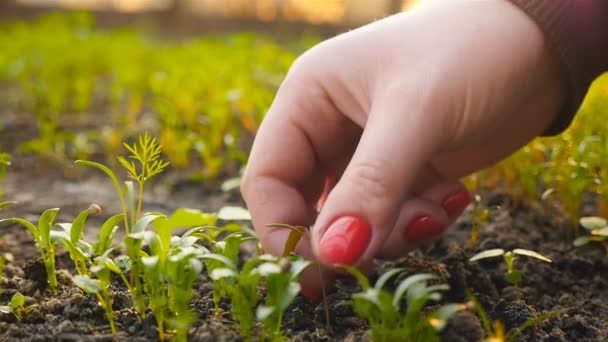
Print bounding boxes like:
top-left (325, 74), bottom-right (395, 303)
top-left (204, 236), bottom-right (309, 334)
top-left (344, 161), bottom-right (394, 202)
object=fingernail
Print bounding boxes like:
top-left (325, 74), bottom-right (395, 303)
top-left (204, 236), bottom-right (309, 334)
top-left (442, 191), bottom-right (472, 219)
top-left (404, 216), bottom-right (444, 242)
top-left (319, 216), bottom-right (371, 265)
top-left (301, 287), bottom-right (320, 302)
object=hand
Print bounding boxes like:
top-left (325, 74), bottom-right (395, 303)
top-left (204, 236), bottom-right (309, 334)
top-left (241, 0), bottom-right (565, 296)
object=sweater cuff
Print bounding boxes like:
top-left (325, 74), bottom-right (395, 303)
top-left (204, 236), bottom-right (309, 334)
top-left (508, 0), bottom-right (608, 136)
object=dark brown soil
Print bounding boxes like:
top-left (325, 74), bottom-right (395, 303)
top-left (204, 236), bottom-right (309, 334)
top-left (1, 159), bottom-right (607, 341)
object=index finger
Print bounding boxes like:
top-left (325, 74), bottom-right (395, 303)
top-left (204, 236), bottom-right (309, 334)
top-left (241, 61), bottom-right (358, 258)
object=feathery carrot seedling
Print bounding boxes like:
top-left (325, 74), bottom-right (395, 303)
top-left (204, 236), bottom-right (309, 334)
top-left (75, 133), bottom-right (169, 318)
top-left (0, 208), bottom-right (60, 293)
top-left (469, 248), bottom-right (552, 287)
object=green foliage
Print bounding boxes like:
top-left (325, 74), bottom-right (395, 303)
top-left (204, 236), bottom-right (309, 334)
top-left (256, 256), bottom-right (311, 341)
top-left (0, 13), bottom-right (310, 179)
top-left (469, 248), bottom-right (552, 287)
top-left (0, 292), bottom-right (28, 321)
top-left (574, 216), bottom-right (608, 249)
top-left (344, 267), bottom-right (465, 342)
top-left (204, 252), bottom-right (308, 341)
top-left (0, 209), bottom-right (60, 293)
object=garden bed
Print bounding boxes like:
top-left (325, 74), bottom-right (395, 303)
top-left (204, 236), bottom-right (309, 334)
top-left (1, 159), bottom-right (607, 341)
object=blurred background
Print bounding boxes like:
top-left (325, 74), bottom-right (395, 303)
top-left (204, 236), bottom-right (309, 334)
top-left (5, 0), bottom-right (422, 25)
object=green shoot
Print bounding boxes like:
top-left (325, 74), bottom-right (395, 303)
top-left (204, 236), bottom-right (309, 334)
top-left (203, 253), bottom-right (266, 340)
top-left (0, 152), bottom-right (10, 200)
top-left (265, 223), bottom-right (308, 257)
top-left (0, 201), bottom-right (16, 211)
top-left (574, 216), bottom-right (608, 251)
top-left (117, 132), bottom-right (169, 223)
top-left (343, 266), bottom-right (465, 342)
top-left (256, 255), bottom-right (311, 341)
top-left (0, 292), bottom-right (27, 321)
top-left (0, 253), bottom-right (13, 298)
top-left (468, 195), bottom-right (493, 249)
top-left (53, 204), bottom-right (101, 276)
top-left (0, 209), bottom-right (60, 293)
top-left (469, 248), bottom-right (552, 287)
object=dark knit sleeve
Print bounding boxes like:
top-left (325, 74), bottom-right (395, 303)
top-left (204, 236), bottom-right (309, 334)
top-left (508, 0), bottom-right (608, 135)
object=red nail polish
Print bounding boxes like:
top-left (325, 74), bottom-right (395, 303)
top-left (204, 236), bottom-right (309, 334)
top-left (404, 216), bottom-right (444, 242)
top-left (442, 191), bottom-right (472, 219)
top-left (319, 216), bottom-right (371, 266)
top-left (301, 287), bottom-right (320, 302)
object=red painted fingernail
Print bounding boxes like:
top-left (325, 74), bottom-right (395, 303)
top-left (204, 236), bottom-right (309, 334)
top-left (301, 287), bottom-right (320, 302)
top-left (442, 191), bottom-right (472, 219)
top-left (404, 216), bottom-right (444, 242)
top-left (319, 216), bottom-right (371, 265)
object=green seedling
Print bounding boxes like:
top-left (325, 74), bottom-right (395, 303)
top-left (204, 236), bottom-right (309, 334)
top-left (256, 255), bottom-right (311, 342)
top-left (0, 201), bottom-right (16, 212)
top-left (72, 254), bottom-right (120, 335)
top-left (468, 195), bottom-right (495, 249)
top-left (0, 208), bottom-right (60, 293)
top-left (203, 253), bottom-right (260, 340)
top-left (469, 248), bottom-right (552, 287)
top-left (344, 267), bottom-right (466, 342)
top-left (466, 290), bottom-right (559, 342)
top-left (0, 253), bottom-right (14, 298)
top-left (140, 215), bottom-right (210, 342)
top-left (0, 152), bottom-right (10, 200)
top-left (199, 232), bottom-right (255, 316)
top-left (574, 216), bottom-right (608, 250)
top-left (52, 204), bottom-right (102, 276)
top-left (75, 133), bottom-right (169, 318)
top-left (0, 292), bottom-right (29, 321)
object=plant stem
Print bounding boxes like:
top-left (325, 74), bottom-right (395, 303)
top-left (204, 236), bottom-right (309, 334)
top-left (136, 181), bottom-right (144, 222)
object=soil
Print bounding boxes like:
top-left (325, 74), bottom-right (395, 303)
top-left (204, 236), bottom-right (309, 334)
top-left (1, 154), bottom-right (607, 342)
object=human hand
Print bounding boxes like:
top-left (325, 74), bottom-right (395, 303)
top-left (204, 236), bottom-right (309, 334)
top-left (241, 0), bottom-right (565, 296)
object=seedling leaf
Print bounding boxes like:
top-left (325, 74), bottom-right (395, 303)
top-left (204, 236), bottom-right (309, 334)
top-left (217, 206), bottom-right (251, 221)
top-left (72, 275), bottom-right (102, 293)
top-left (512, 249), bottom-right (552, 263)
top-left (341, 265), bottom-right (371, 290)
top-left (256, 305), bottom-right (275, 321)
top-left (573, 236), bottom-right (591, 247)
top-left (10, 292), bottom-right (25, 308)
top-left (579, 216), bottom-right (607, 230)
top-left (0, 218), bottom-right (39, 242)
top-left (469, 248), bottom-right (505, 261)
top-left (95, 214), bottom-right (125, 255)
top-left (393, 273), bottom-right (438, 309)
top-left (210, 267), bottom-right (238, 280)
top-left (374, 267), bottom-right (406, 290)
top-left (38, 208), bottom-right (60, 245)
top-left (0, 202), bottom-right (16, 210)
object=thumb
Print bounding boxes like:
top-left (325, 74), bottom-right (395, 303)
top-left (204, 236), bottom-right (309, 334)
top-left (310, 91), bottom-right (444, 267)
